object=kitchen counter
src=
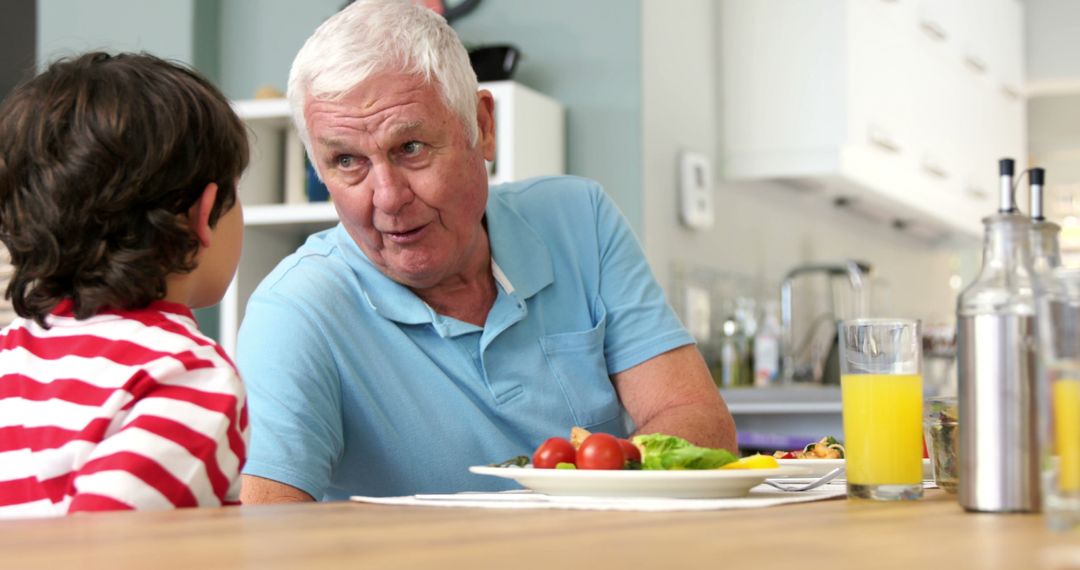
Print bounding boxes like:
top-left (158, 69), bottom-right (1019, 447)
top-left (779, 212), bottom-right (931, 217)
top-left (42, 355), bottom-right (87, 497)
top-left (721, 386), bottom-right (845, 449)
top-left (1, 490), bottom-right (1076, 569)
top-left (721, 385), bottom-right (842, 414)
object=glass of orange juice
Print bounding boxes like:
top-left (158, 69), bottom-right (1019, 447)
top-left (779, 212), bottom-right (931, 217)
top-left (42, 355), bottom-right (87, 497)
top-left (839, 318), bottom-right (924, 501)
top-left (1036, 267), bottom-right (1080, 530)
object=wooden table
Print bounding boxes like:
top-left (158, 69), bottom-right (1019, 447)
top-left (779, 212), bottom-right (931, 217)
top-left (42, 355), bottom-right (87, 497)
top-left (1, 490), bottom-right (1077, 569)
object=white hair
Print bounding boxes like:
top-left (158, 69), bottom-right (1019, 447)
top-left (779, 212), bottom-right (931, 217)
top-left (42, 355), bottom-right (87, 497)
top-left (287, 0), bottom-right (480, 158)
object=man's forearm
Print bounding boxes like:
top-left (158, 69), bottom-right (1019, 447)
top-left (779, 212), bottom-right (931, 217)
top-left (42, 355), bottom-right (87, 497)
top-left (632, 399), bottom-right (738, 452)
top-left (614, 345), bottom-right (739, 453)
top-left (240, 475), bottom-right (316, 504)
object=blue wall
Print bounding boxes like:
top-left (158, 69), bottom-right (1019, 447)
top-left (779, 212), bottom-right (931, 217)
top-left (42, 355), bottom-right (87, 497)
top-left (217, 0), bottom-right (342, 99)
top-left (38, 0), bottom-right (199, 68)
top-left (452, 0), bottom-right (643, 233)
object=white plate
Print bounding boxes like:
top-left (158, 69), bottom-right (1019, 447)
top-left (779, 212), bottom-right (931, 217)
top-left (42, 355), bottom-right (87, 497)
top-left (776, 458), bottom-right (934, 480)
top-left (469, 465), bottom-right (811, 499)
top-left (776, 459), bottom-right (845, 478)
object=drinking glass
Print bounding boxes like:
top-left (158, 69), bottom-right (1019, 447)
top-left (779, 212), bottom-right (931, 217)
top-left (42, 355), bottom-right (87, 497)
top-left (840, 318), bottom-right (924, 501)
top-left (1036, 267), bottom-right (1080, 530)
top-left (924, 397), bottom-right (959, 494)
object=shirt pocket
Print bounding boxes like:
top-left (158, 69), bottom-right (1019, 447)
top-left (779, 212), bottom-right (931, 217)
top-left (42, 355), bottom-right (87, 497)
top-left (539, 311), bottom-right (621, 429)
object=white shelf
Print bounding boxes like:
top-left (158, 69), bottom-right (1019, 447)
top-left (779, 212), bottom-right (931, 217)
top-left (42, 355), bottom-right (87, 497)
top-left (245, 202), bottom-right (337, 225)
top-left (481, 81), bottom-right (565, 185)
top-left (231, 99), bottom-right (291, 126)
top-left (1026, 79), bottom-right (1080, 98)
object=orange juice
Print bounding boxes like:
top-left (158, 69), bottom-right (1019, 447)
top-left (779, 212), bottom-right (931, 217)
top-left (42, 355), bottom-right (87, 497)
top-left (842, 373), bottom-right (924, 485)
top-left (1053, 378), bottom-right (1080, 492)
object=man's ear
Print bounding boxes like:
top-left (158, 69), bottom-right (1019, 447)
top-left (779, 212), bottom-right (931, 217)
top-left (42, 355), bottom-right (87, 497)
top-left (190, 182), bottom-right (219, 248)
top-left (476, 90), bottom-right (496, 161)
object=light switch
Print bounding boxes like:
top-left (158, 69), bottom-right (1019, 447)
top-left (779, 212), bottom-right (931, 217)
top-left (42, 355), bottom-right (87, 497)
top-left (679, 152), bottom-right (715, 230)
top-left (684, 285), bottom-right (711, 342)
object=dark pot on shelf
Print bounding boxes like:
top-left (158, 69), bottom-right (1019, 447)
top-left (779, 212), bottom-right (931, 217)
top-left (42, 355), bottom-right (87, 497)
top-left (469, 45), bottom-right (520, 82)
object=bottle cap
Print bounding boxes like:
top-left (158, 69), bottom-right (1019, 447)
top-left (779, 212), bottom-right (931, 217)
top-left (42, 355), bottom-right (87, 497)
top-left (1031, 168), bottom-right (1046, 221)
top-left (999, 158), bottom-right (1017, 212)
top-left (999, 158), bottom-right (1015, 176)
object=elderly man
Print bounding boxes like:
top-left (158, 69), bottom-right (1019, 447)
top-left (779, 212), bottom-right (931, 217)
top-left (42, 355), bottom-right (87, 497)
top-left (238, 0), bottom-right (736, 503)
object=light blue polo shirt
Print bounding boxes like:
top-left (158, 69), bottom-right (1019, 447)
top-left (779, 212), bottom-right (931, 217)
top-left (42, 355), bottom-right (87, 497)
top-left (237, 176), bottom-right (694, 500)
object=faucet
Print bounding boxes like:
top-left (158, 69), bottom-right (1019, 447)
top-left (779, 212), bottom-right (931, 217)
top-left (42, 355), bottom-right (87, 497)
top-left (780, 260), bottom-right (872, 384)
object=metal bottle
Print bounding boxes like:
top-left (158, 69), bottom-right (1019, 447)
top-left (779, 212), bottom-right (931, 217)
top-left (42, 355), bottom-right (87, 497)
top-left (956, 158), bottom-right (1041, 512)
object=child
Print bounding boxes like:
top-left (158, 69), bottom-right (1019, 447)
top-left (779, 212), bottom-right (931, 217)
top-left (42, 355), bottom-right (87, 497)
top-left (0, 52), bottom-right (250, 517)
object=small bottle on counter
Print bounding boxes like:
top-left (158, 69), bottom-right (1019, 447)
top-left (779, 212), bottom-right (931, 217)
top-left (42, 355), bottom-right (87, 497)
top-left (735, 297), bottom-right (757, 387)
top-left (956, 157), bottom-right (1041, 513)
top-left (754, 300), bottom-right (782, 387)
top-left (717, 315), bottom-right (748, 388)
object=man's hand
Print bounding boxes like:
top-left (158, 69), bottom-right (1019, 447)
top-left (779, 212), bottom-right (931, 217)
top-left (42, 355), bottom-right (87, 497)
top-left (613, 344), bottom-right (737, 451)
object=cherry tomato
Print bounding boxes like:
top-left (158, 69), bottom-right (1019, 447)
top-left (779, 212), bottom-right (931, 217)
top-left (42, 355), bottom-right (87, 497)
top-left (617, 438), bottom-right (641, 463)
top-left (576, 433), bottom-right (625, 470)
top-left (533, 437), bottom-right (576, 469)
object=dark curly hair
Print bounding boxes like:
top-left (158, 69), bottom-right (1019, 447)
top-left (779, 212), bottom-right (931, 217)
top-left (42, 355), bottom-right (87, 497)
top-left (0, 52), bottom-right (249, 326)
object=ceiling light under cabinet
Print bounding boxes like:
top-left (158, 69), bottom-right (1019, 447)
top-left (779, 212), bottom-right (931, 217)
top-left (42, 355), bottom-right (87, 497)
top-left (832, 196), bottom-right (949, 244)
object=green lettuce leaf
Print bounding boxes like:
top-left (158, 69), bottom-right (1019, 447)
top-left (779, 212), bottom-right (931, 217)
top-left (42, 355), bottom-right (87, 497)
top-left (632, 433), bottom-right (737, 470)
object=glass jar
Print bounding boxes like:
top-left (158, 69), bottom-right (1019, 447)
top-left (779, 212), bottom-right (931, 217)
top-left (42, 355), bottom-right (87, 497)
top-left (924, 397), bottom-right (959, 494)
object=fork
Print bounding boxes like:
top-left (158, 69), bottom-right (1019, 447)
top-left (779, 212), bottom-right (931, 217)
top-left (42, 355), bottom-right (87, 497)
top-left (761, 466), bottom-right (845, 492)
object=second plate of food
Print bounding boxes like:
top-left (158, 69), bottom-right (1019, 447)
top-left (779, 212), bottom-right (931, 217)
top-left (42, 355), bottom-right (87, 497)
top-left (776, 458), bottom-right (934, 480)
top-left (775, 459), bottom-right (845, 478)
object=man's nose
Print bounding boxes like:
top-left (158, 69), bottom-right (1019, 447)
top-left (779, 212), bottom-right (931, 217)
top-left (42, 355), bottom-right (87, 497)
top-left (370, 163), bottom-right (413, 214)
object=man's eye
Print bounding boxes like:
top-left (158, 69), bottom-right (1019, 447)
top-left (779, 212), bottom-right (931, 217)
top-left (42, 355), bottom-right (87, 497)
top-left (336, 155), bottom-right (356, 168)
top-left (401, 141), bottom-right (424, 156)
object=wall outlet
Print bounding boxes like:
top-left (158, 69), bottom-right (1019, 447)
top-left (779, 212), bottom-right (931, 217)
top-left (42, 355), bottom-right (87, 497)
top-left (679, 151), bottom-right (715, 230)
top-left (684, 285), bottom-right (711, 342)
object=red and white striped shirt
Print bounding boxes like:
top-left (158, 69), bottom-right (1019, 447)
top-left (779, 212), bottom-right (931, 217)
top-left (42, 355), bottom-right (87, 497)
top-left (0, 300), bottom-right (248, 518)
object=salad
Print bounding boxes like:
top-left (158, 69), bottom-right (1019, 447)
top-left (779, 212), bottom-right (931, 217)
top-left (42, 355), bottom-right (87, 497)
top-left (772, 436), bottom-right (845, 459)
top-left (494, 427), bottom-right (777, 471)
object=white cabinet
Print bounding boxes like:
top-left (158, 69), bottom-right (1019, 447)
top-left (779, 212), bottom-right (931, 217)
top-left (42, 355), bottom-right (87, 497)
top-left (216, 82), bottom-right (564, 356)
top-left (483, 81), bottom-right (566, 185)
top-left (718, 0), bottom-right (1026, 241)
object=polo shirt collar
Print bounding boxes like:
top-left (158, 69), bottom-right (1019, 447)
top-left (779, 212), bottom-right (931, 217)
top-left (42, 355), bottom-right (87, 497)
top-left (334, 226), bottom-right (431, 325)
top-left (333, 195), bottom-right (553, 326)
top-left (485, 191), bottom-right (553, 300)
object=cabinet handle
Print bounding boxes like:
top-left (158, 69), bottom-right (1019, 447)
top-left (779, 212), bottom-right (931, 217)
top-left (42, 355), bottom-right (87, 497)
top-left (1001, 84), bottom-right (1021, 101)
top-left (966, 186), bottom-right (990, 200)
top-left (964, 55), bottom-right (987, 75)
top-left (920, 20), bottom-right (948, 42)
top-left (921, 157), bottom-right (949, 179)
top-left (868, 127), bottom-right (901, 153)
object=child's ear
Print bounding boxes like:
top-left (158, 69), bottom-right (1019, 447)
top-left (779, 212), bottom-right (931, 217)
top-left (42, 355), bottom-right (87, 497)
top-left (190, 183), bottom-right (220, 248)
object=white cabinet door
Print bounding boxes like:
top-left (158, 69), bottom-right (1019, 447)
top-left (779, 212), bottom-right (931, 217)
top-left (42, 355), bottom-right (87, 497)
top-left (719, 0), bottom-right (1025, 241)
top-left (844, 0), bottom-right (916, 209)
